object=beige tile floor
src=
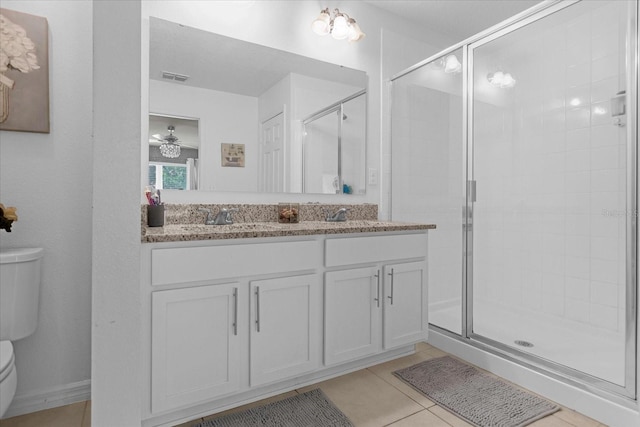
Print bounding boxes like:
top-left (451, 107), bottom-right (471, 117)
top-left (0, 343), bottom-right (606, 427)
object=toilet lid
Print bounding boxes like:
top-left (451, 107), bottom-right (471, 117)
top-left (0, 341), bottom-right (14, 379)
top-left (0, 247), bottom-right (43, 264)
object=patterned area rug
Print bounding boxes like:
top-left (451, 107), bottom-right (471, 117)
top-left (394, 356), bottom-right (560, 427)
top-left (193, 389), bottom-right (353, 427)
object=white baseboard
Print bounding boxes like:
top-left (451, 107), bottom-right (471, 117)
top-left (4, 379), bottom-right (91, 418)
top-left (428, 328), bottom-right (640, 427)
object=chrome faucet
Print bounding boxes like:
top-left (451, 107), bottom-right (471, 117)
top-left (325, 207), bottom-right (350, 222)
top-left (198, 207), bottom-right (239, 225)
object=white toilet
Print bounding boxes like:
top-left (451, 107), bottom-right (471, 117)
top-left (0, 248), bottom-right (43, 418)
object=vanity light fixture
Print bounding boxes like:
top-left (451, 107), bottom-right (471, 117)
top-left (312, 8), bottom-right (365, 42)
top-left (487, 71), bottom-right (516, 88)
top-left (442, 54), bottom-right (461, 73)
top-left (157, 125), bottom-right (181, 159)
top-left (433, 54), bottom-right (462, 74)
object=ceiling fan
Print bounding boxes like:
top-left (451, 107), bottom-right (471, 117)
top-left (152, 125), bottom-right (181, 158)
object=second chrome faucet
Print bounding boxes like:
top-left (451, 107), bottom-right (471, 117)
top-left (325, 207), bottom-right (349, 222)
top-left (198, 207), bottom-right (239, 225)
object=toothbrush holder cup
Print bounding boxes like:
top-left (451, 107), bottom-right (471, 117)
top-left (147, 204), bottom-right (165, 227)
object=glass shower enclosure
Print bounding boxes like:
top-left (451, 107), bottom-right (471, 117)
top-left (391, 0), bottom-right (637, 399)
top-left (303, 91), bottom-right (366, 194)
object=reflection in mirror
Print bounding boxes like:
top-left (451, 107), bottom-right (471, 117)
top-left (148, 114), bottom-right (199, 190)
top-left (303, 91), bottom-right (366, 194)
top-left (148, 17), bottom-right (367, 194)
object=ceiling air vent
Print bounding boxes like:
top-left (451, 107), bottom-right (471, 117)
top-left (161, 71), bottom-right (189, 82)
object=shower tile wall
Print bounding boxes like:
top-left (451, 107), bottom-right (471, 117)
top-left (473, 1), bottom-right (628, 334)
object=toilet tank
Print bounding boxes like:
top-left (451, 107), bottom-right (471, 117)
top-left (0, 248), bottom-right (43, 341)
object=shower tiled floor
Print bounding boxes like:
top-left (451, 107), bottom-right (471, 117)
top-left (0, 343), bottom-right (605, 427)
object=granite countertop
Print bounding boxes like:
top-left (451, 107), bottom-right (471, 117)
top-left (142, 220), bottom-right (436, 243)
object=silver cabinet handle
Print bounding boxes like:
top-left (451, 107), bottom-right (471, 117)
top-left (374, 270), bottom-right (380, 307)
top-left (387, 268), bottom-right (394, 305)
top-left (232, 287), bottom-right (238, 336)
top-left (255, 286), bottom-right (260, 332)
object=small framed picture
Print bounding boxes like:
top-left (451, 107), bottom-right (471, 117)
top-left (221, 143), bottom-right (245, 167)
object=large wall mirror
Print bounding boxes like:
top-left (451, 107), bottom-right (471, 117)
top-left (148, 17), bottom-right (368, 194)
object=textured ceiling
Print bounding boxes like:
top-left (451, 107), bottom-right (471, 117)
top-left (362, 0), bottom-right (541, 42)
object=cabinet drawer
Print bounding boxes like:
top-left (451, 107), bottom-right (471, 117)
top-left (325, 233), bottom-right (427, 267)
top-left (152, 240), bottom-right (320, 286)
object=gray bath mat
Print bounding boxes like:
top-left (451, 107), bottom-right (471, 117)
top-left (394, 356), bottom-right (560, 427)
top-left (193, 389), bottom-right (353, 427)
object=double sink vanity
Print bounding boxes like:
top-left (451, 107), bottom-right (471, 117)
top-left (140, 203), bottom-right (435, 427)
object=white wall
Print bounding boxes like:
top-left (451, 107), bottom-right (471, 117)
top-left (0, 0), bottom-right (93, 416)
top-left (150, 80), bottom-right (259, 192)
top-left (92, 1), bottom-right (142, 425)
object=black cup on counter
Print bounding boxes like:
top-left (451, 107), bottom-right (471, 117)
top-left (147, 204), bottom-right (165, 227)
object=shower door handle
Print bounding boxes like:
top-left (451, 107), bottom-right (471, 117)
top-left (467, 180), bottom-right (477, 203)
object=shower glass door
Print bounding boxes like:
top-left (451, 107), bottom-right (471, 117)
top-left (469, 0), bottom-right (636, 395)
top-left (390, 49), bottom-right (465, 335)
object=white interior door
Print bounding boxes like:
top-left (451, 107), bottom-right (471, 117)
top-left (260, 112), bottom-right (284, 192)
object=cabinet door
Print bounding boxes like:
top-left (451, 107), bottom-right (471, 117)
top-left (325, 267), bottom-right (381, 365)
top-left (151, 283), bottom-right (243, 413)
top-left (383, 261), bottom-right (427, 349)
top-left (250, 274), bottom-right (320, 387)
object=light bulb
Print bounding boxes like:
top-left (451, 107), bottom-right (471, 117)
top-left (347, 19), bottom-right (365, 42)
top-left (311, 9), bottom-right (330, 36)
top-left (489, 71), bottom-right (504, 86)
top-left (444, 55), bottom-right (461, 73)
top-left (332, 14), bottom-right (349, 39)
top-left (501, 73), bottom-right (516, 88)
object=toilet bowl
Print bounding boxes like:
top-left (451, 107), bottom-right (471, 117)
top-left (0, 341), bottom-right (17, 417)
top-left (0, 248), bottom-right (43, 418)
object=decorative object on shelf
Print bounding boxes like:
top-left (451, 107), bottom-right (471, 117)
top-left (221, 143), bottom-right (245, 167)
top-left (152, 125), bottom-right (182, 158)
top-left (0, 8), bottom-right (49, 133)
top-left (0, 203), bottom-right (17, 232)
top-left (278, 203), bottom-right (299, 223)
top-left (311, 8), bottom-right (365, 42)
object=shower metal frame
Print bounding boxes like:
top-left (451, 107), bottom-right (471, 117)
top-left (302, 89), bottom-right (367, 194)
top-left (390, 0), bottom-right (638, 403)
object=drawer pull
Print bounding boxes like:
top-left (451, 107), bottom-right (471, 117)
top-left (374, 270), bottom-right (380, 307)
top-left (255, 286), bottom-right (261, 332)
top-left (232, 288), bottom-right (238, 336)
top-left (387, 268), bottom-right (394, 305)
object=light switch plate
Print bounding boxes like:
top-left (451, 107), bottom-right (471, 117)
top-left (368, 168), bottom-right (378, 185)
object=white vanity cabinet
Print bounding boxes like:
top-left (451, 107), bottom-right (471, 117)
top-left (151, 283), bottom-right (245, 413)
top-left (324, 266), bottom-right (382, 365)
top-left (249, 274), bottom-right (320, 386)
top-left (382, 261), bottom-right (427, 349)
top-left (324, 234), bottom-right (428, 365)
top-left (145, 239), bottom-right (321, 415)
top-left (142, 229), bottom-right (429, 426)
